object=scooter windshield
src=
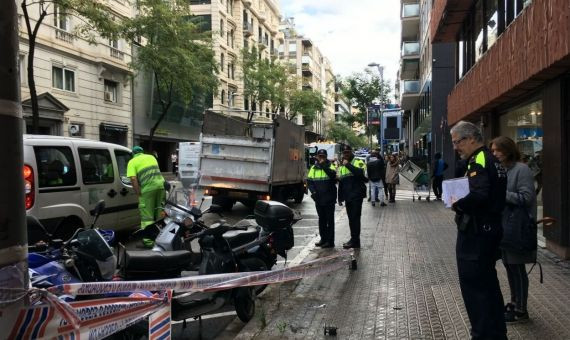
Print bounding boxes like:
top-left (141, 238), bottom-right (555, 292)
top-left (76, 229), bottom-right (114, 261)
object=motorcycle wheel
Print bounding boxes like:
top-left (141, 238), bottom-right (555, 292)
top-left (234, 287), bottom-right (255, 323)
top-left (240, 257), bottom-right (269, 295)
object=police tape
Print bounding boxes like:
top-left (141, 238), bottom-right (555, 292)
top-left (51, 249), bottom-right (355, 296)
top-left (0, 250), bottom-right (354, 339)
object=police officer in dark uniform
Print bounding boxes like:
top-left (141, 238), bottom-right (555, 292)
top-left (450, 121), bottom-right (507, 340)
top-left (307, 149), bottom-right (337, 248)
top-left (338, 146), bottom-right (367, 249)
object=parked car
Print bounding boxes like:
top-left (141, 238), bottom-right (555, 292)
top-left (24, 135), bottom-right (140, 240)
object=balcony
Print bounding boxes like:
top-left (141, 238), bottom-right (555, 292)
top-left (302, 77), bottom-right (313, 90)
top-left (400, 41), bottom-right (420, 79)
top-left (401, 41), bottom-right (420, 58)
top-left (243, 21), bottom-right (253, 36)
top-left (110, 47), bottom-right (124, 60)
top-left (302, 63), bottom-right (313, 76)
top-left (257, 37), bottom-right (269, 49)
top-left (400, 80), bottom-right (420, 110)
top-left (401, 3), bottom-right (419, 40)
top-left (55, 28), bottom-right (74, 44)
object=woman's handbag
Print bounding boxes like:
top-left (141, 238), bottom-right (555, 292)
top-left (500, 196), bottom-right (537, 253)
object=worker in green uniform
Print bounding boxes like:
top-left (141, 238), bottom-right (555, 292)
top-left (127, 146), bottom-right (165, 248)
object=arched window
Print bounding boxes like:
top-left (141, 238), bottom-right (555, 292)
top-left (220, 53), bottom-right (224, 72)
top-left (221, 90), bottom-right (225, 104)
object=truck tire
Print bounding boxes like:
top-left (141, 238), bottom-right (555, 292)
top-left (213, 197), bottom-right (234, 211)
top-left (271, 187), bottom-right (284, 202)
top-left (294, 185), bottom-right (304, 204)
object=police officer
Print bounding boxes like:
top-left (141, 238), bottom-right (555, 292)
top-left (338, 146), bottom-right (367, 249)
top-left (450, 121), bottom-right (507, 340)
top-left (127, 146), bottom-right (166, 248)
top-left (307, 149), bottom-right (337, 248)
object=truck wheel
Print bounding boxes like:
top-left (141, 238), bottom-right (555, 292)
top-left (294, 186), bottom-right (304, 204)
top-left (271, 187), bottom-right (284, 202)
top-left (213, 197), bottom-right (234, 211)
top-left (234, 287), bottom-right (255, 322)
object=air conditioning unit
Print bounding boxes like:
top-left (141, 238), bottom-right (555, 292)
top-left (104, 91), bottom-right (112, 101)
top-left (69, 124), bottom-right (81, 136)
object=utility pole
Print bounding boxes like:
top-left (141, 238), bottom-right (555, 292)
top-left (0, 0), bottom-right (28, 308)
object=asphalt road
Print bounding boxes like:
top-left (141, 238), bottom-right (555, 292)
top-left (124, 184), bottom-right (320, 340)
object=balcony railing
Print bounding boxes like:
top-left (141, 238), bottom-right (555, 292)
top-left (243, 21), bottom-right (253, 36)
top-left (402, 80), bottom-right (420, 94)
top-left (402, 3), bottom-right (420, 18)
top-left (110, 47), bottom-right (124, 60)
top-left (55, 28), bottom-right (74, 44)
top-left (402, 41), bottom-right (420, 57)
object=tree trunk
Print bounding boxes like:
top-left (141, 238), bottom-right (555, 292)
top-left (148, 76), bottom-right (172, 153)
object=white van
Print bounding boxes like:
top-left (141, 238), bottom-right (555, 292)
top-left (23, 135), bottom-right (140, 239)
top-left (178, 141), bottom-right (201, 188)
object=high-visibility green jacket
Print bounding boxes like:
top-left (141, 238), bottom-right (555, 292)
top-left (338, 158), bottom-right (367, 203)
top-left (307, 161), bottom-right (337, 206)
top-left (126, 153), bottom-right (165, 193)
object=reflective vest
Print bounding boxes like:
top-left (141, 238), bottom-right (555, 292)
top-left (339, 159), bottom-right (365, 178)
top-left (308, 163), bottom-right (337, 180)
top-left (126, 153), bottom-right (164, 193)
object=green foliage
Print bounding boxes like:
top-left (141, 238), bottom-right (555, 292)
top-left (326, 122), bottom-right (367, 148)
top-left (288, 89), bottom-right (325, 126)
top-left (340, 70), bottom-right (391, 126)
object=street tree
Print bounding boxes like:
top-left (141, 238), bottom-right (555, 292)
top-left (21, 0), bottom-right (121, 133)
top-left (340, 70), bottom-right (391, 128)
top-left (326, 122), bottom-right (367, 148)
top-left (125, 0), bottom-right (218, 151)
top-left (287, 89), bottom-right (325, 126)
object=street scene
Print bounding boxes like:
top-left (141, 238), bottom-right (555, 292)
top-left (1, 0), bottom-right (570, 339)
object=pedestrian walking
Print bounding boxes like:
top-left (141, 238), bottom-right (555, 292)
top-left (127, 146), bottom-right (166, 248)
top-left (432, 152), bottom-right (448, 200)
top-left (338, 146), bottom-right (367, 249)
top-left (385, 154), bottom-right (400, 203)
top-left (171, 152), bottom-right (178, 175)
top-left (307, 149), bottom-right (337, 248)
top-left (366, 151), bottom-right (386, 207)
top-left (450, 121), bottom-right (508, 340)
top-left (491, 136), bottom-right (537, 323)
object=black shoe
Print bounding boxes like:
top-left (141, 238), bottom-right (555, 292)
top-left (343, 240), bottom-right (361, 249)
top-left (315, 240), bottom-right (324, 247)
top-left (372, 202), bottom-right (376, 206)
top-left (375, 199), bottom-right (380, 202)
top-left (505, 303), bottom-right (515, 313)
top-left (380, 202), bottom-right (387, 207)
top-left (320, 242), bottom-right (335, 248)
top-left (505, 310), bottom-right (529, 323)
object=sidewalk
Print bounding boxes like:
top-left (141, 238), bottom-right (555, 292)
top-left (234, 189), bottom-right (570, 339)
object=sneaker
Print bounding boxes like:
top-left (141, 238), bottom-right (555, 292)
top-left (505, 310), bottom-right (529, 323)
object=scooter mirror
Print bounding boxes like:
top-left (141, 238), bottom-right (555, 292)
top-left (190, 206), bottom-right (203, 218)
top-left (91, 200), bottom-right (106, 216)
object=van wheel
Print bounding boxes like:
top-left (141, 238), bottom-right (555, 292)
top-left (234, 287), bottom-right (255, 322)
top-left (54, 217), bottom-right (83, 241)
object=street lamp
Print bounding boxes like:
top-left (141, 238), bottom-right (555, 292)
top-left (367, 62), bottom-right (384, 82)
top-left (368, 62), bottom-right (385, 152)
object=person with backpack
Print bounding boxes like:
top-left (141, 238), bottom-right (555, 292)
top-left (491, 136), bottom-right (537, 323)
top-left (366, 151), bottom-right (387, 207)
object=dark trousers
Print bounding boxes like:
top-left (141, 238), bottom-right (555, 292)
top-left (387, 184), bottom-right (397, 201)
top-left (433, 175), bottom-right (443, 199)
top-left (345, 199), bottom-right (363, 244)
top-left (382, 178), bottom-right (388, 196)
top-left (457, 258), bottom-right (507, 339)
top-left (315, 204), bottom-right (335, 244)
top-left (504, 263), bottom-right (529, 312)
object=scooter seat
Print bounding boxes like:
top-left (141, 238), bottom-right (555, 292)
top-left (124, 250), bottom-right (193, 278)
top-left (222, 226), bottom-right (260, 248)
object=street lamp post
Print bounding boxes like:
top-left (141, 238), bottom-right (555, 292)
top-left (368, 62), bottom-right (384, 153)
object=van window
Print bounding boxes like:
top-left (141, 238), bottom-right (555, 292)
top-left (78, 148), bottom-right (114, 184)
top-left (114, 150), bottom-right (133, 185)
top-left (34, 146), bottom-right (77, 187)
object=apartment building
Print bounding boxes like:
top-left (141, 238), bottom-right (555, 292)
top-left (432, 0), bottom-right (570, 258)
top-left (399, 0), bottom-right (454, 164)
top-left (17, 1), bottom-right (134, 146)
top-left (279, 18), bottom-right (336, 141)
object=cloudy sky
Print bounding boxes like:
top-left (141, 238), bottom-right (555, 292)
top-left (281, 0), bottom-right (401, 85)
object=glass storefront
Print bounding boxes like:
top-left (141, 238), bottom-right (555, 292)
top-left (499, 99), bottom-right (543, 223)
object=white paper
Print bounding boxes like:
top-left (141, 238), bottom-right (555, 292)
top-left (442, 177), bottom-right (469, 208)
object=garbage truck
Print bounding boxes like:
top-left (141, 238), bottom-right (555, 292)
top-left (199, 111), bottom-right (306, 210)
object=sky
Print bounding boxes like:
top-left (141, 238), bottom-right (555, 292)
top-left (281, 0), bottom-right (402, 87)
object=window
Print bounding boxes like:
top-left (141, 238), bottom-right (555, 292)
top-left (53, 5), bottom-right (68, 31)
top-left (220, 20), bottom-right (224, 37)
top-left (109, 38), bottom-right (119, 49)
top-left (104, 80), bottom-right (118, 103)
top-left (221, 90), bottom-right (225, 104)
top-left (34, 146), bottom-right (77, 188)
top-left (220, 53), bottom-right (224, 72)
top-left (244, 98), bottom-right (249, 110)
top-left (19, 54), bottom-right (26, 85)
top-left (69, 122), bottom-right (84, 137)
top-left (228, 87), bottom-right (237, 107)
top-left (474, 0), bottom-right (484, 62)
top-left (52, 66), bottom-right (75, 92)
top-left (114, 150), bottom-right (132, 185)
top-left (79, 148), bottom-right (114, 184)
top-left (485, 0), bottom-right (499, 50)
top-left (288, 41), bottom-right (297, 55)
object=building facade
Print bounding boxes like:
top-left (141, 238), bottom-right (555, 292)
top-left (432, 0), bottom-right (570, 257)
top-left (17, 1), bottom-right (134, 146)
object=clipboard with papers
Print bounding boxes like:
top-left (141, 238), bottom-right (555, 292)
top-left (442, 177), bottom-right (469, 208)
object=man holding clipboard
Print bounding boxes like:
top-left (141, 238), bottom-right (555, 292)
top-left (448, 121), bottom-right (508, 340)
